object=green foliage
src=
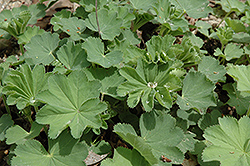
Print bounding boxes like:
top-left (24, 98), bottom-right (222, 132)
top-left (0, 0), bottom-right (249, 165)
top-left (2, 64), bottom-right (50, 110)
top-left (36, 70), bottom-right (107, 139)
top-left (176, 71), bottom-right (216, 113)
top-left (202, 116), bottom-right (250, 166)
top-left (117, 59), bottom-right (182, 112)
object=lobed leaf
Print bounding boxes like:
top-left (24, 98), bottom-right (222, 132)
top-left (36, 70), bottom-right (107, 139)
top-left (202, 116), bottom-right (250, 166)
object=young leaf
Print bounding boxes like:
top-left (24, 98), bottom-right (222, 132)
top-left (102, 147), bottom-right (151, 166)
top-left (24, 32), bottom-right (59, 65)
top-left (36, 70), bottom-right (107, 139)
top-left (117, 59), bottom-right (182, 112)
top-left (5, 122), bottom-right (43, 145)
top-left (227, 64), bottom-right (250, 96)
top-left (2, 64), bottom-right (50, 110)
top-left (0, 114), bottom-right (14, 141)
top-left (12, 130), bottom-right (88, 166)
top-left (82, 37), bottom-right (123, 68)
top-left (198, 56), bottom-right (226, 83)
top-left (202, 116), bottom-right (250, 166)
top-left (57, 41), bottom-right (90, 70)
top-left (170, 0), bottom-right (212, 19)
top-left (176, 71), bottom-right (216, 113)
top-left (85, 8), bottom-right (123, 40)
top-left (223, 83), bottom-right (250, 115)
top-left (145, 35), bottom-right (176, 63)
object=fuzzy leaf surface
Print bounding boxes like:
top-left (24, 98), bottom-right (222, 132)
top-left (117, 59), bottom-right (182, 112)
top-left (36, 70), bottom-right (107, 139)
top-left (114, 111), bottom-right (185, 165)
top-left (2, 64), bottom-right (50, 110)
top-left (176, 71), bottom-right (216, 112)
top-left (82, 37), bottom-right (123, 68)
top-left (24, 32), bottom-right (59, 65)
top-left (0, 114), bottom-right (14, 141)
top-left (18, 26), bottom-right (45, 45)
top-left (12, 130), bottom-right (88, 166)
top-left (227, 65), bottom-right (250, 96)
top-left (170, 0), bottom-right (212, 18)
top-left (57, 41), bottom-right (90, 70)
top-left (101, 147), bottom-right (150, 166)
top-left (202, 116), bottom-right (250, 166)
top-left (198, 56), bottom-right (226, 83)
top-left (85, 8), bottom-right (122, 40)
top-left (5, 122), bottom-right (43, 145)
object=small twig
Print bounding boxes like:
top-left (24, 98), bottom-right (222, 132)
top-left (95, 0), bottom-right (101, 38)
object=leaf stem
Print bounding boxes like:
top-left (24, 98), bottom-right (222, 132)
top-left (217, 11), bottom-right (231, 28)
top-left (34, 106), bottom-right (39, 113)
top-left (23, 106), bottom-right (33, 124)
top-left (20, 44), bottom-right (25, 55)
top-left (2, 94), bottom-right (11, 115)
top-left (101, 92), bottom-right (105, 102)
top-left (95, 0), bottom-right (101, 38)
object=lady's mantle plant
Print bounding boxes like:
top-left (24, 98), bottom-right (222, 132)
top-left (0, 0), bottom-right (250, 165)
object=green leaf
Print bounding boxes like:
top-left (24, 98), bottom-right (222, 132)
top-left (82, 37), bottom-right (123, 68)
top-left (224, 43), bottom-right (244, 61)
top-left (176, 71), bottom-right (216, 113)
top-left (225, 17), bottom-right (247, 33)
top-left (202, 116), bottom-right (250, 166)
top-left (216, 0), bottom-right (245, 13)
top-left (18, 26), bottom-right (45, 45)
top-left (27, 4), bottom-right (46, 24)
top-left (150, 0), bottom-right (174, 24)
top-left (24, 32), bottom-right (59, 65)
top-left (50, 9), bottom-right (71, 31)
top-left (198, 56), bottom-right (226, 83)
top-left (60, 17), bottom-right (86, 41)
top-left (102, 147), bottom-right (151, 166)
top-left (170, 0), bottom-right (212, 19)
top-left (114, 123), bottom-right (158, 165)
top-left (140, 112), bottom-right (185, 163)
top-left (84, 67), bottom-right (125, 98)
top-left (79, 0), bottom-right (110, 12)
top-left (176, 109), bottom-right (202, 130)
top-left (223, 83), bottom-right (250, 115)
top-left (85, 8), bottom-right (123, 40)
top-left (12, 130), bottom-right (88, 166)
top-left (57, 41), bottom-right (90, 70)
top-left (2, 64), bottom-right (50, 110)
top-left (196, 20), bottom-right (212, 37)
top-left (129, 0), bottom-right (154, 11)
top-left (5, 122), bottom-right (43, 145)
top-left (227, 64), bottom-right (250, 96)
top-left (36, 70), bottom-right (107, 139)
top-left (198, 110), bottom-right (222, 130)
top-left (145, 35), bottom-right (176, 63)
top-left (118, 59), bottom-right (182, 111)
top-left (114, 111), bottom-right (185, 164)
top-left (0, 114), bottom-right (14, 141)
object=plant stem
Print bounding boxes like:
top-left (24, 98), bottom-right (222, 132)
top-left (34, 106), bottom-right (39, 113)
top-left (20, 44), bottom-right (25, 55)
top-left (217, 11), bottom-right (231, 28)
top-left (2, 94), bottom-right (11, 115)
top-left (101, 92), bottom-right (105, 102)
top-left (23, 107), bottom-right (33, 124)
top-left (95, 0), bottom-right (101, 38)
